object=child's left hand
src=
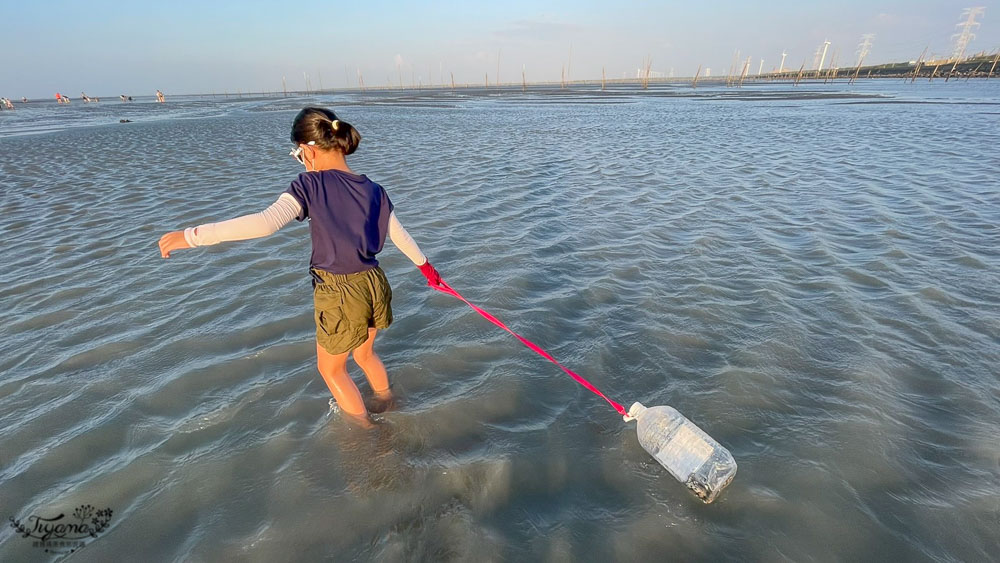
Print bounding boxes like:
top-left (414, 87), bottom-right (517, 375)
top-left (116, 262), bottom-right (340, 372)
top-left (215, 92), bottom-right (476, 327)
top-left (159, 231), bottom-right (191, 258)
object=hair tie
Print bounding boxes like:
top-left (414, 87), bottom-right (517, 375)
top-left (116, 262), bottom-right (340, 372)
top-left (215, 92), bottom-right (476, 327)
top-left (331, 120), bottom-right (340, 131)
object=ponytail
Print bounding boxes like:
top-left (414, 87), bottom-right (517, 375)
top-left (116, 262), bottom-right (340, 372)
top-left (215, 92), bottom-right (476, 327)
top-left (290, 107), bottom-right (361, 155)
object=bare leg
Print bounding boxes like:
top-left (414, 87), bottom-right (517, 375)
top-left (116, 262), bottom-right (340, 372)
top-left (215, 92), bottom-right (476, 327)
top-left (352, 328), bottom-right (389, 394)
top-left (316, 341), bottom-right (368, 418)
top-left (352, 328), bottom-right (396, 413)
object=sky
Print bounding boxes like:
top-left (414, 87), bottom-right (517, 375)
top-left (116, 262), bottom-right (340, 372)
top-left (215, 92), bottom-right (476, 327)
top-left (2, 0), bottom-right (999, 98)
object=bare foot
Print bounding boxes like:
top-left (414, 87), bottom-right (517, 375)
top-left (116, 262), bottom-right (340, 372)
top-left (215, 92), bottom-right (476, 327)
top-left (367, 388), bottom-right (397, 414)
top-left (341, 409), bottom-right (376, 429)
top-left (330, 398), bottom-right (375, 428)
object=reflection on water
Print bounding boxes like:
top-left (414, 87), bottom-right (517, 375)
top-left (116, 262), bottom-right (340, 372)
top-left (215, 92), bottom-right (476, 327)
top-left (1, 81), bottom-right (999, 561)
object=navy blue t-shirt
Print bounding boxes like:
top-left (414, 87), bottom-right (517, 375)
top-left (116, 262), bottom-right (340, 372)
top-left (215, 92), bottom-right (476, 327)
top-left (285, 170), bottom-right (394, 275)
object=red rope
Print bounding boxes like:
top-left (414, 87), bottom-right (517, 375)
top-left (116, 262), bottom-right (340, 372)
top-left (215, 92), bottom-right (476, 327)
top-left (429, 279), bottom-right (628, 417)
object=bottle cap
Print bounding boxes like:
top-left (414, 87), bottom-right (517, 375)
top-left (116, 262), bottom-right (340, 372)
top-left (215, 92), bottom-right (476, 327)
top-left (627, 402), bottom-right (647, 419)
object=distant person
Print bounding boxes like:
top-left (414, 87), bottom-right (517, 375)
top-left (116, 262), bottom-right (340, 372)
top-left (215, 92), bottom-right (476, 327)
top-left (157, 107), bottom-right (443, 424)
top-left (120, 94), bottom-right (127, 102)
top-left (3, 98), bottom-right (13, 109)
top-left (127, 96), bottom-right (133, 102)
top-left (82, 92), bottom-right (91, 103)
top-left (156, 90), bottom-right (165, 103)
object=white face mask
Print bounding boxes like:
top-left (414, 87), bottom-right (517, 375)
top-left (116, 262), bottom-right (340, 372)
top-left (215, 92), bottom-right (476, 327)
top-left (289, 141), bottom-right (316, 168)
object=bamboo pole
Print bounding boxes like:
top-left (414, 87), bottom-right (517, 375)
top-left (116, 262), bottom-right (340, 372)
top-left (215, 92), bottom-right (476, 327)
top-left (523, 65), bottom-right (527, 92)
top-left (738, 56), bottom-right (750, 87)
top-left (966, 62), bottom-right (985, 81)
top-left (929, 64), bottom-right (940, 82)
top-left (794, 63), bottom-right (805, 86)
top-left (987, 52), bottom-right (1000, 80)
top-left (946, 59), bottom-right (959, 82)
top-left (451, 72), bottom-right (455, 90)
top-left (692, 64), bottom-right (701, 88)
top-left (910, 47), bottom-right (927, 83)
top-left (602, 66), bottom-right (606, 91)
top-left (850, 57), bottom-right (865, 84)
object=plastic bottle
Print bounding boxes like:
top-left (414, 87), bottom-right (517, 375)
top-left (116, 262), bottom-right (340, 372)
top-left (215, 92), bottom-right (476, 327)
top-left (629, 402), bottom-right (737, 503)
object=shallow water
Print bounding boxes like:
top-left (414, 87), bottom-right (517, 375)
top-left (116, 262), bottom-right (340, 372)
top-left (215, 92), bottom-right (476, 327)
top-left (1, 81), bottom-right (999, 561)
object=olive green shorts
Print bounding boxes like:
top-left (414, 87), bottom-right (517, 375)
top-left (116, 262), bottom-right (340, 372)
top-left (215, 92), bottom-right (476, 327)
top-left (311, 267), bottom-right (393, 355)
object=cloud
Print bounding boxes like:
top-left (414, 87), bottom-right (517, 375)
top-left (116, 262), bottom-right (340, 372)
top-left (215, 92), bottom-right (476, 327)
top-left (491, 19), bottom-right (584, 42)
top-left (875, 13), bottom-right (899, 25)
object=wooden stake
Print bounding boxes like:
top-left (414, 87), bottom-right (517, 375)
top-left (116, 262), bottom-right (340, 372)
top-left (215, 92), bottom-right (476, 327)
top-left (850, 54), bottom-right (866, 85)
top-left (987, 52), bottom-right (1000, 80)
top-left (910, 47), bottom-right (927, 83)
top-left (602, 66), bottom-right (606, 91)
top-left (693, 64), bottom-right (701, 88)
top-left (966, 62), bottom-right (985, 81)
top-left (929, 64), bottom-right (940, 82)
top-left (794, 63), bottom-right (805, 86)
top-left (738, 56), bottom-right (750, 87)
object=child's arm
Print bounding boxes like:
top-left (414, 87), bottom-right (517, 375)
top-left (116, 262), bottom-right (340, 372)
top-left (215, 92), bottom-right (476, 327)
top-left (159, 194), bottom-right (301, 258)
top-left (387, 211), bottom-right (426, 265)
top-left (388, 212), bottom-right (441, 286)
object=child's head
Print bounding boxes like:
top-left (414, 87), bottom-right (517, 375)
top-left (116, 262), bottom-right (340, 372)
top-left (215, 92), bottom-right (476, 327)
top-left (291, 107), bottom-right (361, 155)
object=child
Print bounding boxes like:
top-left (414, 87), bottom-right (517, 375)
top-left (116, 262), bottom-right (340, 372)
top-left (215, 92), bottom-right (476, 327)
top-left (158, 107), bottom-right (442, 423)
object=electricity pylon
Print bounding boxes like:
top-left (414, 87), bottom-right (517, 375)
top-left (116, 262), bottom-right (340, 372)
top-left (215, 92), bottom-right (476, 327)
top-left (953, 7), bottom-right (986, 61)
top-left (856, 34), bottom-right (875, 67)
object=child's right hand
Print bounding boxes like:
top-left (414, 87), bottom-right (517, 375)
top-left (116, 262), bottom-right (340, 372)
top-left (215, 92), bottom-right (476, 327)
top-left (159, 231), bottom-right (191, 258)
top-left (418, 260), bottom-right (442, 287)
